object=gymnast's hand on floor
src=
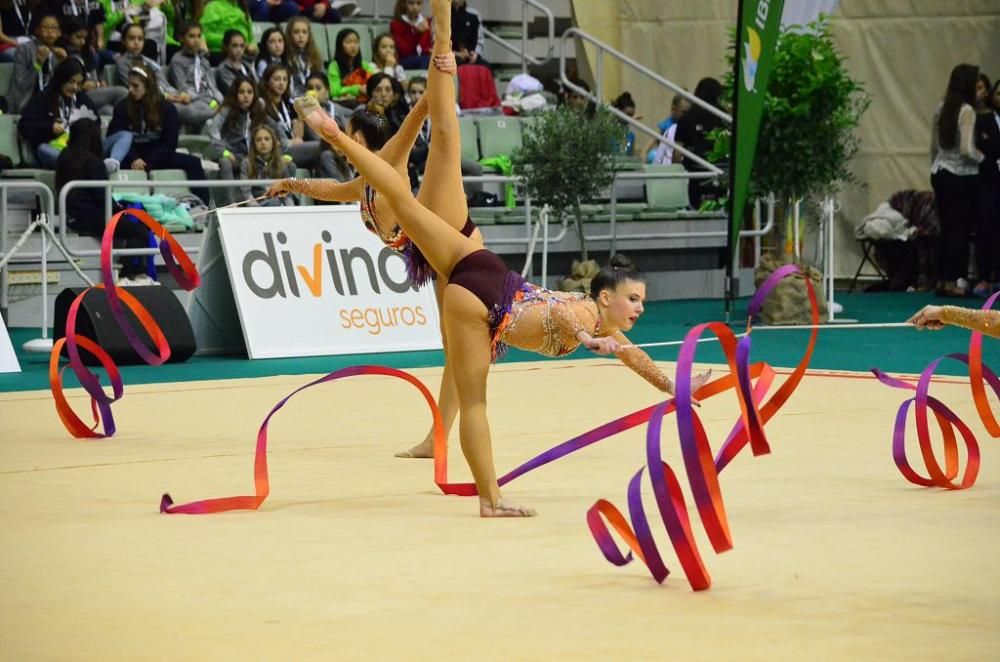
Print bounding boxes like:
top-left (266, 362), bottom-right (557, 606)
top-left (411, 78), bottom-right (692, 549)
top-left (907, 305), bottom-right (946, 330)
top-left (432, 52), bottom-right (457, 74)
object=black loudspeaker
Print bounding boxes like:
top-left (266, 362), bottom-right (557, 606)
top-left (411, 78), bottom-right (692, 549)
top-left (54, 287), bottom-right (197, 366)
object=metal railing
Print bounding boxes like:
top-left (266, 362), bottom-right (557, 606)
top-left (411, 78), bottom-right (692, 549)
top-left (559, 27), bottom-right (730, 176)
top-left (594, 172), bottom-right (775, 254)
top-left (481, 0), bottom-right (557, 72)
top-left (57, 178), bottom-right (287, 257)
top-left (3, 168), bottom-right (770, 335)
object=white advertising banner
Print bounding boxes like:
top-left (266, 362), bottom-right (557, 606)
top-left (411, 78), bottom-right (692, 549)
top-left (216, 205), bottom-right (442, 359)
top-left (0, 317), bottom-right (20, 373)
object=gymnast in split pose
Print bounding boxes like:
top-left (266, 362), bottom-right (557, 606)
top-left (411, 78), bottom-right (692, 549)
top-left (288, 93), bottom-right (711, 518)
top-left (268, 0), bottom-right (476, 460)
top-left (908, 304), bottom-right (1000, 337)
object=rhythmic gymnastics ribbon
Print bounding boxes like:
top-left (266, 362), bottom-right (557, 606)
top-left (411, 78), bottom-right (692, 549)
top-left (872, 292), bottom-right (999, 489)
top-left (161, 265), bottom-right (818, 594)
top-left (50, 208), bottom-right (200, 438)
top-left (586, 264), bottom-right (818, 590)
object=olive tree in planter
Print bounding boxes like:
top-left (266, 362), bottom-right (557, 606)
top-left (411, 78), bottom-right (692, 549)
top-left (512, 104), bottom-right (625, 290)
top-left (710, 16), bottom-right (871, 254)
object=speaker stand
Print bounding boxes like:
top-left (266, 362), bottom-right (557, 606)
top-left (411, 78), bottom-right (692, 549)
top-left (0, 212), bottom-right (95, 353)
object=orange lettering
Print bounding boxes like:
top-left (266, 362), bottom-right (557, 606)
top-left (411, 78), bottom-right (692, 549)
top-left (296, 244), bottom-right (324, 297)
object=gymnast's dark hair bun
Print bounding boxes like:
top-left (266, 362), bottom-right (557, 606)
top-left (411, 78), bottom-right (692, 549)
top-left (347, 103), bottom-right (392, 150)
top-left (608, 253), bottom-right (636, 271)
top-left (590, 254), bottom-right (644, 298)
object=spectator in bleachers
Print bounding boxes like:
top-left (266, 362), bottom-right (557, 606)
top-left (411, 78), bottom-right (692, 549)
top-left (55, 116), bottom-right (152, 285)
top-left (19, 57), bottom-right (132, 170)
top-left (107, 62), bottom-right (210, 202)
top-left (254, 26), bottom-right (285, 78)
top-left (390, 0), bottom-right (431, 70)
top-left (296, 0), bottom-right (341, 24)
top-left (249, 0), bottom-right (298, 23)
top-left (41, 0), bottom-right (113, 65)
top-left (239, 124), bottom-right (295, 205)
top-left (60, 17), bottom-right (127, 115)
top-left (973, 76), bottom-right (1000, 296)
top-left (642, 92), bottom-right (691, 164)
top-left (673, 76), bottom-right (724, 209)
top-left (7, 12), bottom-right (65, 112)
top-left (200, 0), bottom-right (257, 56)
top-left (450, 0), bottom-right (484, 66)
top-left (0, 0), bottom-right (38, 63)
top-left (215, 28), bottom-right (256, 95)
top-left (115, 23), bottom-right (182, 103)
top-left (366, 71), bottom-right (407, 136)
top-left (259, 61), bottom-right (319, 170)
top-left (326, 27), bottom-right (374, 106)
top-left (304, 71), bottom-right (352, 182)
top-left (405, 73), bottom-right (425, 106)
top-left (284, 15), bottom-right (322, 97)
top-left (167, 20), bottom-right (223, 132)
top-left (120, 0), bottom-right (170, 64)
top-left (611, 91), bottom-right (640, 156)
top-left (560, 76), bottom-right (595, 117)
top-left (372, 32), bottom-right (405, 83)
top-left (206, 75), bottom-right (278, 201)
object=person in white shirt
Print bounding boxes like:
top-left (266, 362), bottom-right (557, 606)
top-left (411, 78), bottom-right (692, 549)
top-left (930, 64), bottom-right (984, 297)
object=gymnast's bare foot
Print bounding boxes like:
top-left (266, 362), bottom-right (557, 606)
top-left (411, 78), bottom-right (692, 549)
top-left (394, 438), bottom-right (434, 458)
top-left (294, 96), bottom-right (340, 141)
top-left (480, 496), bottom-right (537, 518)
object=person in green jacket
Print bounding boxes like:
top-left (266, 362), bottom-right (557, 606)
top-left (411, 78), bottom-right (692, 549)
top-left (326, 27), bottom-right (375, 104)
top-left (199, 0), bottom-right (258, 54)
top-left (104, 0), bottom-right (180, 56)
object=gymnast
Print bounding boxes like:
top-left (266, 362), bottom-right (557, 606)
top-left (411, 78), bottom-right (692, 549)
top-left (268, 0), bottom-right (477, 461)
top-left (286, 88), bottom-right (712, 518)
top-left (908, 305), bottom-right (1000, 338)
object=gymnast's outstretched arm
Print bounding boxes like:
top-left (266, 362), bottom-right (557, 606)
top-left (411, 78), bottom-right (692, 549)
top-left (274, 175), bottom-right (365, 202)
top-left (909, 305), bottom-right (1000, 338)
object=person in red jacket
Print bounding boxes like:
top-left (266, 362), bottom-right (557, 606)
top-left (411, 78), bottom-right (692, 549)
top-left (296, 0), bottom-right (342, 24)
top-left (389, 0), bottom-right (432, 69)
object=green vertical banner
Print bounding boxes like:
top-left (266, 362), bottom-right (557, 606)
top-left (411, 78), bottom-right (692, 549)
top-left (727, 0), bottom-right (785, 275)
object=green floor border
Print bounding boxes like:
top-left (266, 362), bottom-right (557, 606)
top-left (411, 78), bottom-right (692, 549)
top-left (2, 291), bottom-right (996, 394)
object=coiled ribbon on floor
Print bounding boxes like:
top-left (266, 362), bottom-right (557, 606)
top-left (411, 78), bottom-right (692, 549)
top-left (585, 264), bottom-right (818, 590)
top-left (161, 265), bottom-right (817, 593)
top-left (50, 209), bottom-right (200, 438)
top-left (872, 292), bottom-right (999, 489)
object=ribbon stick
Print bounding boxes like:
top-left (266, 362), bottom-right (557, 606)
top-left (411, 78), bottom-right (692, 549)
top-left (50, 209), bottom-right (200, 438)
top-left (874, 292), bottom-right (999, 489)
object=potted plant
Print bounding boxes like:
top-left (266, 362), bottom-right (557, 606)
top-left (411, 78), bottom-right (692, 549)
top-left (513, 103), bottom-right (625, 290)
top-left (711, 16), bottom-right (871, 253)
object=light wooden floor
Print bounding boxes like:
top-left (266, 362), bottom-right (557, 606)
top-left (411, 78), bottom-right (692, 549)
top-left (1, 359), bottom-right (997, 661)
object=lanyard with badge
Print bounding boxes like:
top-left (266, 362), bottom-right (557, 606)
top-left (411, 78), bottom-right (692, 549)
top-left (276, 100), bottom-right (292, 137)
top-left (37, 49), bottom-right (54, 91)
top-left (193, 56), bottom-right (203, 93)
top-left (58, 97), bottom-right (73, 126)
